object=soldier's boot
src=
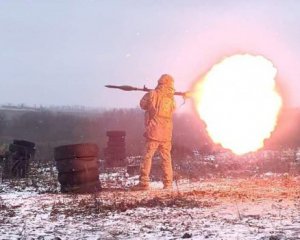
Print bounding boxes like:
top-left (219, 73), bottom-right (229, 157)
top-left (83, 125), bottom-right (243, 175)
top-left (131, 182), bottom-right (150, 191)
top-left (163, 181), bottom-right (173, 191)
top-left (134, 141), bottom-right (158, 191)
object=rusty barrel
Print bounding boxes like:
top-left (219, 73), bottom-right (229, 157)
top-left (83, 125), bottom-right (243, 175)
top-left (54, 143), bottom-right (101, 193)
top-left (104, 130), bottom-right (127, 167)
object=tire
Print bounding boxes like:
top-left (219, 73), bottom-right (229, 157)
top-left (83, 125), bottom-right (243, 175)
top-left (55, 156), bottom-right (96, 162)
top-left (105, 153), bottom-right (126, 159)
top-left (127, 165), bottom-right (140, 175)
top-left (11, 159), bottom-right (25, 178)
top-left (9, 143), bottom-right (35, 159)
top-left (107, 138), bottom-right (125, 145)
top-left (9, 144), bottom-right (28, 156)
top-left (56, 159), bottom-right (99, 173)
top-left (107, 141), bottom-right (125, 148)
top-left (13, 140), bottom-right (35, 149)
top-left (104, 147), bottom-right (126, 154)
top-left (54, 143), bottom-right (99, 160)
top-left (107, 136), bottom-right (125, 141)
top-left (58, 169), bottom-right (99, 185)
top-left (106, 131), bottom-right (126, 137)
top-left (60, 180), bottom-right (101, 193)
top-left (9, 154), bottom-right (29, 178)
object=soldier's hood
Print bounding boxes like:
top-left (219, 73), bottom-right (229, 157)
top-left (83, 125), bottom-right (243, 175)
top-left (157, 74), bottom-right (174, 89)
top-left (155, 85), bottom-right (174, 97)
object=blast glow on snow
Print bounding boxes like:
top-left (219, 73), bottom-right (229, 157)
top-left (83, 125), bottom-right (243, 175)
top-left (194, 54), bottom-right (282, 155)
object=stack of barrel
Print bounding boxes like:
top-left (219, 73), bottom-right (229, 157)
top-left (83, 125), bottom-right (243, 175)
top-left (104, 131), bottom-right (126, 167)
top-left (3, 139), bottom-right (35, 179)
top-left (54, 143), bottom-right (101, 193)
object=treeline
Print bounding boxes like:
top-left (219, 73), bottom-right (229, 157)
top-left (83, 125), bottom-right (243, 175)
top-left (0, 107), bottom-right (211, 162)
top-left (0, 107), bottom-right (300, 162)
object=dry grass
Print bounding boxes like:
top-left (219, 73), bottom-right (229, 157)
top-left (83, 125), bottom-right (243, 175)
top-left (39, 176), bottom-right (300, 219)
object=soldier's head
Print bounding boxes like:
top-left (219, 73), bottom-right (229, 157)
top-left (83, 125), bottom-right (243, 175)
top-left (157, 74), bottom-right (174, 89)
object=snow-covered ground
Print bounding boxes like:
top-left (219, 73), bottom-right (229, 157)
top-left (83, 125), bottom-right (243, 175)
top-left (0, 173), bottom-right (300, 239)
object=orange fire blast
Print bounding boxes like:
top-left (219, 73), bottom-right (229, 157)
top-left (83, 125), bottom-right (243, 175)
top-left (193, 54), bottom-right (282, 155)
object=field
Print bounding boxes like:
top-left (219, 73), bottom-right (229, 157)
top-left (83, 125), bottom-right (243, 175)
top-left (1, 167), bottom-right (300, 240)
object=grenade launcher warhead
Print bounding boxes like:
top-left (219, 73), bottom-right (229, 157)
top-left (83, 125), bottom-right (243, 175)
top-left (105, 85), bottom-right (191, 98)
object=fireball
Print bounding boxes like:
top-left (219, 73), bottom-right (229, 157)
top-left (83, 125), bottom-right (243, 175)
top-left (194, 54), bottom-right (282, 155)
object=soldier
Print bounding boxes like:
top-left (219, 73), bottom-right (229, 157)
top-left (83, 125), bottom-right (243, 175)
top-left (133, 74), bottom-right (176, 190)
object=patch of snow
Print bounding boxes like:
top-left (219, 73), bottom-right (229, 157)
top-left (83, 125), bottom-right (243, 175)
top-left (1, 173), bottom-right (300, 239)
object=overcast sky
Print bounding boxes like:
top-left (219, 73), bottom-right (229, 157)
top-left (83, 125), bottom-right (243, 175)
top-left (0, 0), bottom-right (300, 109)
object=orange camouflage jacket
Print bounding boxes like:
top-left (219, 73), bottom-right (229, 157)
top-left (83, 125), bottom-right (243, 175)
top-left (140, 86), bottom-right (175, 142)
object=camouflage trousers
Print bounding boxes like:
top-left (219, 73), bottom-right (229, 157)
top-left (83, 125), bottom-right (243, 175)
top-left (139, 140), bottom-right (173, 187)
